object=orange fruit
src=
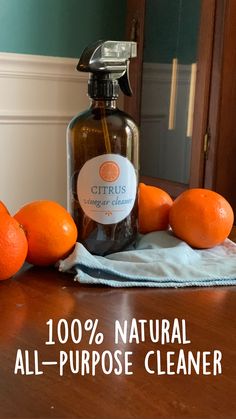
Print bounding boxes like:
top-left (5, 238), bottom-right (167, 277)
top-left (138, 183), bottom-right (173, 233)
top-left (0, 213), bottom-right (28, 280)
top-left (0, 200), bottom-right (9, 215)
top-left (169, 188), bottom-right (234, 248)
top-left (14, 200), bottom-right (78, 266)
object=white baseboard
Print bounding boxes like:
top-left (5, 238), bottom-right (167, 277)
top-left (0, 111), bottom-right (73, 125)
top-left (0, 52), bottom-right (86, 82)
top-left (0, 52), bottom-right (89, 213)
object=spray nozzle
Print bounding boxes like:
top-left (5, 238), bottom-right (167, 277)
top-left (77, 40), bottom-right (137, 97)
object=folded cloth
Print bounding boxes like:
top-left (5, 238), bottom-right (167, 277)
top-left (58, 231), bottom-right (236, 288)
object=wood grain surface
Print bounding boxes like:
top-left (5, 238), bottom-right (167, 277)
top-left (0, 253), bottom-right (236, 419)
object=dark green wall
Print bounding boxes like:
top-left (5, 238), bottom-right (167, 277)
top-left (0, 0), bottom-right (201, 63)
top-left (144, 0), bottom-right (201, 63)
top-left (0, 0), bottom-right (126, 57)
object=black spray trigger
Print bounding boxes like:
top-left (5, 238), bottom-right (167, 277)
top-left (77, 41), bottom-right (136, 98)
top-left (118, 63), bottom-right (133, 96)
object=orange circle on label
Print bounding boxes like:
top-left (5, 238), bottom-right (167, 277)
top-left (99, 161), bottom-right (120, 182)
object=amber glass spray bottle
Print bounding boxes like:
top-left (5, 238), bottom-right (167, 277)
top-left (67, 40), bottom-right (139, 255)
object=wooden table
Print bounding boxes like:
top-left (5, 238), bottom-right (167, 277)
top-left (0, 235), bottom-right (236, 418)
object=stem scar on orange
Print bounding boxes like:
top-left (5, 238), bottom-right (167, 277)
top-left (138, 183), bottom-right (173, 233)
top-left (14, 200), bottom-right (78, 266)
top-left (169, 188), bottom-right (234, 248)
top-left (0, 213), bottom-right (28, 281)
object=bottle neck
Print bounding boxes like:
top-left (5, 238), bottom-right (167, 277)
top-left (88, 74), bottom-right (119, 104)
top-left (90, 99), bottom-right (117, 109)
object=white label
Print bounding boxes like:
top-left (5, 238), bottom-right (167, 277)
top-left (77, 154), bottom-right (137, 224)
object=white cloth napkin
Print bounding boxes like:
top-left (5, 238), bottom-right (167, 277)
top-left (58, 231), bottom-right (236, 287)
